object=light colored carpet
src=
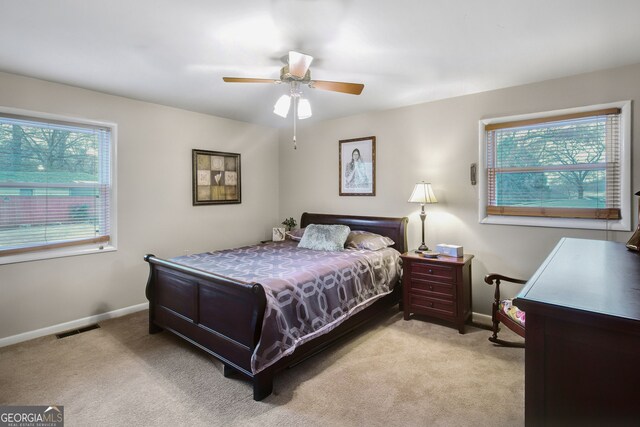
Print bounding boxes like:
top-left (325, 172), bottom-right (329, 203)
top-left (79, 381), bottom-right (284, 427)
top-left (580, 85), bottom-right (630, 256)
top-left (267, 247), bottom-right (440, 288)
top-left (0, 309), bottom-right (524, 426)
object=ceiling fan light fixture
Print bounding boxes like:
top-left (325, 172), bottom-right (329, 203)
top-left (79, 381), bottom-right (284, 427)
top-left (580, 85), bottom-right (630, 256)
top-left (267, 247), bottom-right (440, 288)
top-left (224, 50), bottom-right (364, 148)
top-left (297, 98), bottom-right (312, 119)
top-left (273, 94), bottom-right (291, 118)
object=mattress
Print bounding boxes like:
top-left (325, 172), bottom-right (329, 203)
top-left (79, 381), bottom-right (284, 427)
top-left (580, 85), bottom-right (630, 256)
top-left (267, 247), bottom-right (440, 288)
top-left (171, 240), bottom-right (401, 373)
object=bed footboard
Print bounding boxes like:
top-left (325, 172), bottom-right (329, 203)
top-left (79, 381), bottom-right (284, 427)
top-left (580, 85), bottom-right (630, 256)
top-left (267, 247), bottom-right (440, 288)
top-left (144, 254), bottom-right (267, 386)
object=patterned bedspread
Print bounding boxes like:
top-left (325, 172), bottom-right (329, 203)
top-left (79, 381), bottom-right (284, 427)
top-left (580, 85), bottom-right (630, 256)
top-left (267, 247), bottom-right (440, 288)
top-left (170, 240), bottom-right (401, 373)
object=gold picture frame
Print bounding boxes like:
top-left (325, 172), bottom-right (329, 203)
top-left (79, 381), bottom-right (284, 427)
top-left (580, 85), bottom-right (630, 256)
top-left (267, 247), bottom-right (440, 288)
top-left (192, 149), bottom-right (241, 205)
top-left (339, 136), bottom-right (376, 196)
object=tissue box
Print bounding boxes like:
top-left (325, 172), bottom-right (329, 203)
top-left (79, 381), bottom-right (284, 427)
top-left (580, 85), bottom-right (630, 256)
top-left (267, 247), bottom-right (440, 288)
top-left (436, 244), bottom-right (463, 257)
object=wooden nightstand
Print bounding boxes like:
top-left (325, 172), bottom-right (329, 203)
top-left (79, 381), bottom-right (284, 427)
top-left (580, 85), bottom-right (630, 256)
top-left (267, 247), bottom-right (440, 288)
top-left (401, 252), bottom-right (473, 333)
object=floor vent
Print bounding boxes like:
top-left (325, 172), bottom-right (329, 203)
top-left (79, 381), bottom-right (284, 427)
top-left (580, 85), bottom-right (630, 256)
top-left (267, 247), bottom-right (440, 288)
top-left (55, 324), bottom-right (100, 339)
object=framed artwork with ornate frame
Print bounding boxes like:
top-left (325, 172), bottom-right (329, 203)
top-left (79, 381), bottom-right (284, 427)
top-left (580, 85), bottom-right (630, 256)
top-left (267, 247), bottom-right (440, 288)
top-left (339, 136), bottom-right (376, 196)
top-left (192, 149), bottom-right (241, 205)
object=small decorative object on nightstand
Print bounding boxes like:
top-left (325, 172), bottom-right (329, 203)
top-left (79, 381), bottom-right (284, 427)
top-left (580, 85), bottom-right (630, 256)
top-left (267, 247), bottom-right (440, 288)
top-left (400, 252), bottom-right (473, 333)
top-left (408, 182), bottom-right (437, 251)
top-left (281, 217), bottom-right (297, 231)
top-left (272, 227), bottom-right (286, 241)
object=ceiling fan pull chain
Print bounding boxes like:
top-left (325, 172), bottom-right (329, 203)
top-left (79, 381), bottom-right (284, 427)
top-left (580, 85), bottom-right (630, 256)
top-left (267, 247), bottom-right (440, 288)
top-left (293, 95), bottom-right (298, 149)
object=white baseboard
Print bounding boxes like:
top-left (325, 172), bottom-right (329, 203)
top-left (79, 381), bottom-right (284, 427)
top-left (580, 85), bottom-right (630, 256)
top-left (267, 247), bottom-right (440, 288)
top-left (471, 312), bottom-right (492, 328)
top-left (0, 302), bottom-right (149, 348)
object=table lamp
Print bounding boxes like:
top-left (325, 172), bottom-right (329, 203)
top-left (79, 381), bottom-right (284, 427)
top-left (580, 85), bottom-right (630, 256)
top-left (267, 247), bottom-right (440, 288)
top-left (408, 182), bottom-right (438, 251)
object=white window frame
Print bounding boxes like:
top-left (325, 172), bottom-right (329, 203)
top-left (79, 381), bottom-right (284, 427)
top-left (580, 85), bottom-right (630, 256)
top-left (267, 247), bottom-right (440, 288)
top-left (0, 106), bottom-right (117, 265)
top-left (478, 101), bottom-right (631, 231)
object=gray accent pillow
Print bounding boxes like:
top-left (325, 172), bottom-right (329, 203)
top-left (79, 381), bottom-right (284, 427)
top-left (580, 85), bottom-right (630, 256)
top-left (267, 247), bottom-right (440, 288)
top-left (285, 227), bottom-right (305, 241)
top-left (345, 230), bottom-right (395, 251)
top-left (298, 224), bottom-right (351, 251)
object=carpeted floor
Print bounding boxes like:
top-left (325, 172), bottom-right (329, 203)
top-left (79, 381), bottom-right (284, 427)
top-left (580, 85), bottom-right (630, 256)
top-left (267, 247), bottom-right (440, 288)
top-left (0, 309), bottom-right (524, 426)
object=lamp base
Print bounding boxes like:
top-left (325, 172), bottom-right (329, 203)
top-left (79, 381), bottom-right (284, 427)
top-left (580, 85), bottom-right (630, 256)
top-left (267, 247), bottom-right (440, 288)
top-left (418, 243), bottom-right (429, 251)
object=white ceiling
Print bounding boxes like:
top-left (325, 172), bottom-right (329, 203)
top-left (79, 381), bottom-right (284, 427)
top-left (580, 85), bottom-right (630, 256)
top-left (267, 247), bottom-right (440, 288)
top-left (1, 0), bottom-right (640, 128)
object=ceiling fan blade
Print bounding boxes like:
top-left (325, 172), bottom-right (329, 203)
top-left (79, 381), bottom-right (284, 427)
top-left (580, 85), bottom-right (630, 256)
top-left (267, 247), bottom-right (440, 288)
top-left (310, 80), bottom-right (364, 95)
top-left (288, 51), bottom-right (314, 78)
top-left (222, 77), bottom-right (278, 84)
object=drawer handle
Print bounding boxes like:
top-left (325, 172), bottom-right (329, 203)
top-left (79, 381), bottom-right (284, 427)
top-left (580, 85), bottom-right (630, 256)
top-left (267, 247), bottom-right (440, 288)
top-left (428, 269), bottom-right (434, 274)
top-left (429, 286), bottom-right (433, 290)
top-left (429, 302), bottom-right (433, 307)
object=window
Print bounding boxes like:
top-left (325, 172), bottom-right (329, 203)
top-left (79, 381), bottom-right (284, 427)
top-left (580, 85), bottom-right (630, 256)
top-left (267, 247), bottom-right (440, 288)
top-left (479, 101), bottom-right (631, 230)
top-left (0, 108), bottom-right (116, 263)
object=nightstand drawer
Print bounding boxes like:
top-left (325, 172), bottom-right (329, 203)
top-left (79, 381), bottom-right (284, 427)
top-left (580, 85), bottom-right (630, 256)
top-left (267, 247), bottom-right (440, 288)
top-left (411, 263), bottom-right (456, 282)
top-left (409, 278), bottom-right (455, 300)
top-left (408, 293), bottom-right (456, 317)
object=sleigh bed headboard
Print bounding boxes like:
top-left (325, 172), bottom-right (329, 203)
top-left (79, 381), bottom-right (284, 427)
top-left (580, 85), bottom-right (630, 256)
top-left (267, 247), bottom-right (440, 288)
top-left (300, 212), bottom-right (408, 254)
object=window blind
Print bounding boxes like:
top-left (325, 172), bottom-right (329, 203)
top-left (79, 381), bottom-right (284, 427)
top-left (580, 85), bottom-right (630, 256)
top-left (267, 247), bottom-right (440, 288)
top-left (0, 114), bottom-right (112, 256)
top-left (485, 108), bottom-right (621, 220)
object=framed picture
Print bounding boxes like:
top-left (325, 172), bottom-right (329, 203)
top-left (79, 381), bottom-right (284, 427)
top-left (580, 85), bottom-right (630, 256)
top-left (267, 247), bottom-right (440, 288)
top-left (339, 136), bottom-right (376, 196)
top-left (192, 149), bottom-right (241, 205)
top-left (272, 227), bottom-right (285, 242)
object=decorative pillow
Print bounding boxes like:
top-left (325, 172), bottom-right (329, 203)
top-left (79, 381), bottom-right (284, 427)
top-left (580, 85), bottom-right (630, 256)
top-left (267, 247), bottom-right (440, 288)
top-left (345, 230), bottom-right (395, 251)
top-left (285, 227), bottom-right (305, 241)
top-left (297, 224), bottom-right (351, 251)
top-left (500, 299), bottom-right (526, 327)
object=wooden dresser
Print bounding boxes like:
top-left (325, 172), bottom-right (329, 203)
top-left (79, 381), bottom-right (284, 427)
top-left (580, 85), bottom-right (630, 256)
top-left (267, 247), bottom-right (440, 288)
top-left (514, 238), bottom-right (640, 426)
top-left (401, 252), bottom-right (473, 333)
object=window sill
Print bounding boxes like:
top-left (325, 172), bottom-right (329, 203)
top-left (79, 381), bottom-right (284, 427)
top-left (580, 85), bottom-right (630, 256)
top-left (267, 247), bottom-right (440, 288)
top-left (480, 215), bottom-right (630, 231)
top-left (0, 244), bottom-right (117, 265)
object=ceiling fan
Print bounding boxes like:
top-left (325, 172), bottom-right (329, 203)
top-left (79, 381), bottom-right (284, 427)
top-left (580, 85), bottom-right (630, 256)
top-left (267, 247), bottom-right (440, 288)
top-left (223, 51), bottom-right (364, 149)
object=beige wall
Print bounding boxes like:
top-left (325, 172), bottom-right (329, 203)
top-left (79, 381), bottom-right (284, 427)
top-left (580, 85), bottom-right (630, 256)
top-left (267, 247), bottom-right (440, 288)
top-left (279, 63), bottom-right (640, 315)
top-left (1, 62), bottom-right (638, 340)
top-left (0, 72), bottom-right (280, 339)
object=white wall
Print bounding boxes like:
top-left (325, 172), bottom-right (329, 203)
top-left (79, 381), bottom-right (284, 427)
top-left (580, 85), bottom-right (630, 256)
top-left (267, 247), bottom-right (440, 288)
top-left (279, 63), bottom-right (640, 315)
top-left (0, 72), bottom-right (280, 340)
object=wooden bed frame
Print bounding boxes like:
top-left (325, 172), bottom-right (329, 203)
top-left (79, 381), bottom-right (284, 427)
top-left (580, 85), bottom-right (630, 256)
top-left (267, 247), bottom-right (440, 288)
top-left (144, 212), bottom-right (408, 400)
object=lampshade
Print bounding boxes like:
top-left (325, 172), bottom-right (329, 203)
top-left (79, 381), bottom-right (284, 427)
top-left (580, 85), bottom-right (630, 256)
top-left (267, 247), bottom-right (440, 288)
top-left (408, 182), bottom-right (438, 204)
top-left (297, 98), bottom-right (312, 119)
top-left (273, 95), bottom-right (291, 118)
